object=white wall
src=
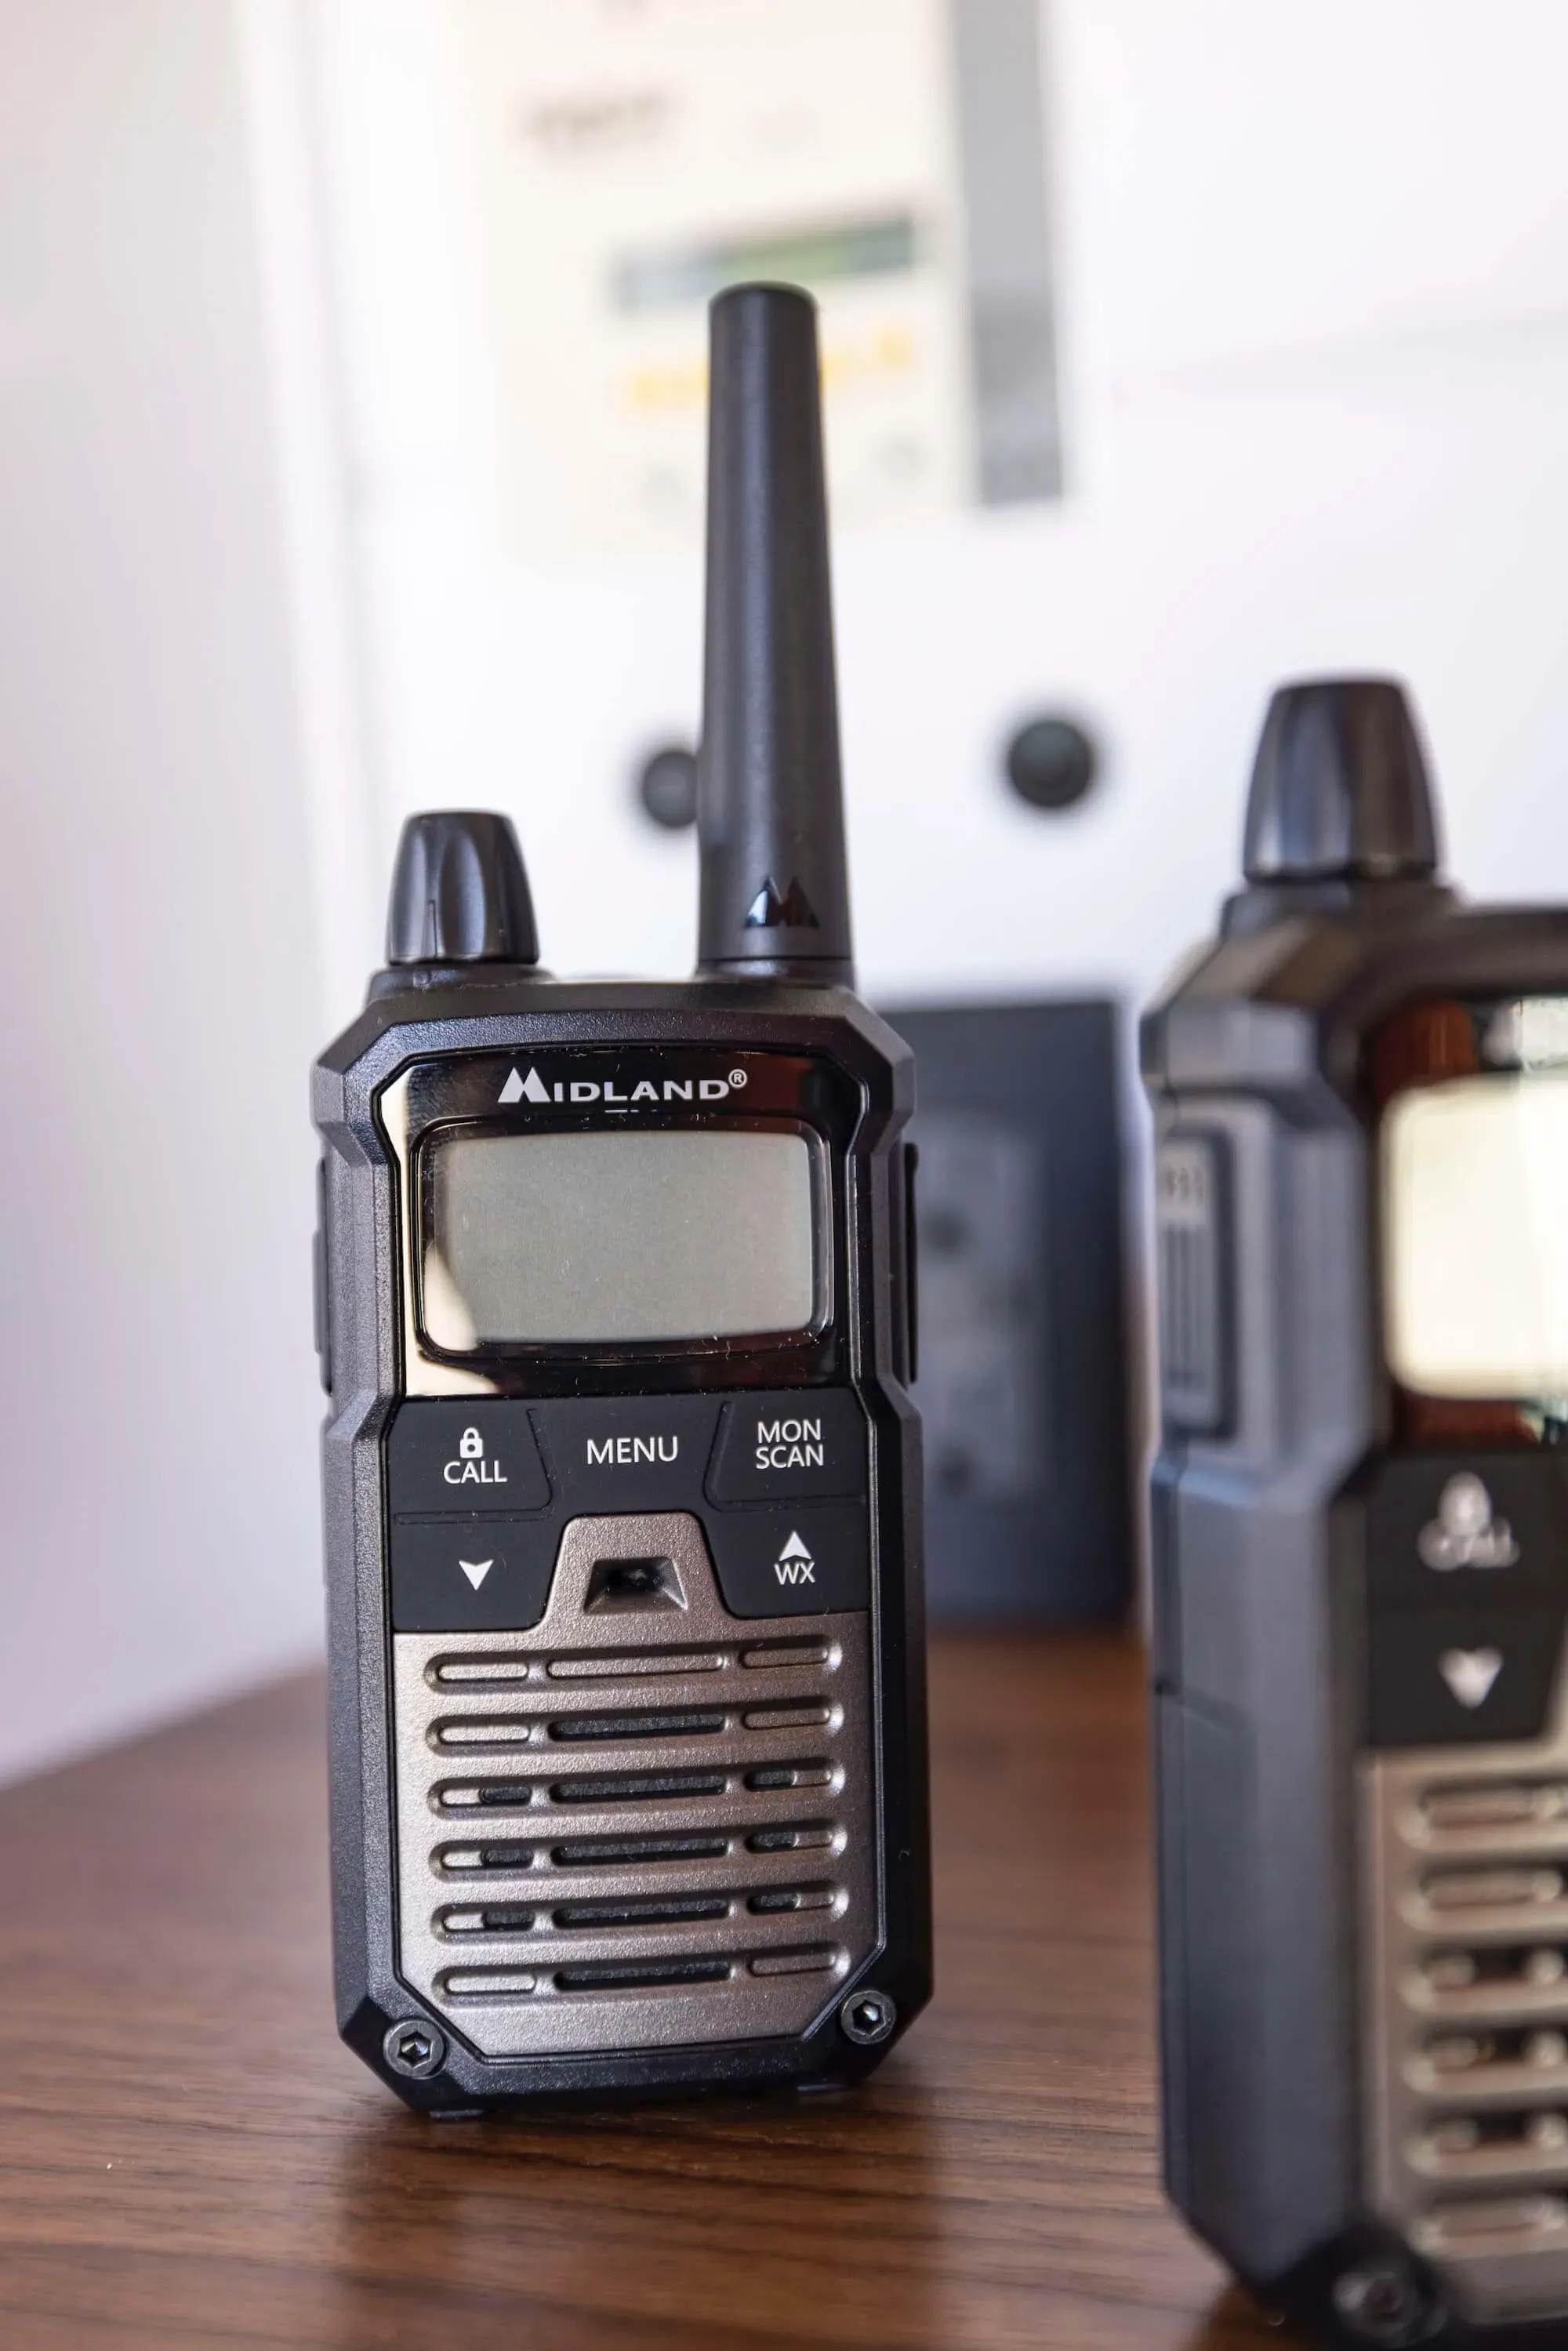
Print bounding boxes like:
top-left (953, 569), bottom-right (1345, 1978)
top-left (305, 0), bottom-right (1568, 1016)
top-left (0, 0), bottom-right (329, 1779)
top-left (4, 0), bottom-right (1568, 1775)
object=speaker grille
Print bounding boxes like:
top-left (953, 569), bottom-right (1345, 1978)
top-left (391, 1513), bottom-right (877, 2059)
top-left (1363, 1670), bottom-right (1568, 2320)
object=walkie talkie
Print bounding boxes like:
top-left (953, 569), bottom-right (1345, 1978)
top-left (1145, 677), bottom-right (1568, 2347)
top-left (312, 285), bottom-right (929, 2113)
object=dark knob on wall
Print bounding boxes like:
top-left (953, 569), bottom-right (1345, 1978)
top-left (1004, 715), bottom-right (1100, 812)
top-left (636, 744), bottom-right (699, 830)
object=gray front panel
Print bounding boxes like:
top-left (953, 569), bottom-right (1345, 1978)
top-left (393, 1510), bottom-right (877, 2058)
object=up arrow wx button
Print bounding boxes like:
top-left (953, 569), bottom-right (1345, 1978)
top-left (704, 1504), bottom-right (869, 1619)
top-left (774, 1532), bottom-right (815, 1587)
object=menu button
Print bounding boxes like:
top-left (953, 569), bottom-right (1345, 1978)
top-left (586, 1433), bottom-right (681, 1466)
top-left (528, 1397), bottom-right (720, 1514)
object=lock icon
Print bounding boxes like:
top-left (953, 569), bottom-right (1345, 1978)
top-left (459, 1427), bottom-right (484, 1461)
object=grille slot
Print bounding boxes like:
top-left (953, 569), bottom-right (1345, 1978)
top-left (392, 1513), bottom-right (876, 2062)
top-left (552, 1894), bottom-right (731, 1930)
top-left (550, 1832), bottom-right (730, 1869)
top-left (547, 1708), bottom-right (729, 1743)
top-left (741, 1639), bottom-right (829, 1669)
top-left (546, 1650), bottom-right (727, 1681)
top-left (432, 1647), bottom-right (730, 1688)
top-left (440, 1904), bottom-right (537, 1935)
top-left (554, 1956), bottom-right (731, 1993)
top-left (434, 1703), bottom-right (732, 1750)
top-left (748, 1822), bottom-right (834, 1852)
top-left (435, 1768), bottom-right (731, 1810)
top-left (550, 1769), bottom-right (727, 1806)
top-left (1364, 1653), bottom-right (1568, 2320)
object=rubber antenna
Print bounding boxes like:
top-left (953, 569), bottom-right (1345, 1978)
top-left (695, 284), bottom-right (854, 983)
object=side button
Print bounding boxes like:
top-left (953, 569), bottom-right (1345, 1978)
top-left (390, 1520), bottom-right (557, 1633)
top-left (313, 1160), bottom-right (332, 1396)
top-left (706, 1504), bottom-right (869, 1618)
top-left (1367, 1608), bottom-right (1564, 1749)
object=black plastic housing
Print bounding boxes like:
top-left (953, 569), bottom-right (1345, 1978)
top-left (1143, 679), bottom-right (1568, 2346)
top-left (314, 973), bottom-right (927, 2110)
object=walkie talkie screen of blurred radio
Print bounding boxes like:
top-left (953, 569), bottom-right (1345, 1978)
top-left (1382, 1066), bottom-right (1568, 1398)
top-left (417, 1127), bottom-right (822, 1349)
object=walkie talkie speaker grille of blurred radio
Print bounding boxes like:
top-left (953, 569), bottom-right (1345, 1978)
top-left (311, 285), bottom-right (930, 2112)
top-left (1144, 675), bottom-right (1568, 2347)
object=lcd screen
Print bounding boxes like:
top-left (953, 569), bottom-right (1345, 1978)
top-left (1382, 1067), bottom-right (1568, 1397)
top-left (419, 1127), bottom-right (822, 1348)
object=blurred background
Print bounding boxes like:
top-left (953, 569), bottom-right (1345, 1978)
top-left (4, 0), bottom-right (1567, 1780)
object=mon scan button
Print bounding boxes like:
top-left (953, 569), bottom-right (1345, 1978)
top-left (706, 1504), bottom-right (869, 1618)
top-left (706, 1389), bottom-right (868, 1504)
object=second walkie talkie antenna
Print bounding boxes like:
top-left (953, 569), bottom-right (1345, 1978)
top-left (695, 284), bottom-right (854, 987)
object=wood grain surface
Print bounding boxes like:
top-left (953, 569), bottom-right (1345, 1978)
top-left (0, 1633), bottom-right (1275, 2350)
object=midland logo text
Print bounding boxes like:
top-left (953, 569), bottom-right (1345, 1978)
top-left (498, 1063), bottom-right (746, 1106)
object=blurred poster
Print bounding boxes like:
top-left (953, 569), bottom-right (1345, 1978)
top-left (446, 0), bottom-right (1061, 554)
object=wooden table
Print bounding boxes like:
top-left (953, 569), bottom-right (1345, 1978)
top-left (0, 1633), bottom-right (1273, 2349)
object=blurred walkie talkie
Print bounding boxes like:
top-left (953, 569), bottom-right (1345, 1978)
top-left (1145, 677), bottom-right (1568, 2347)
top-left (312, 285), bottom-right (931, 2113)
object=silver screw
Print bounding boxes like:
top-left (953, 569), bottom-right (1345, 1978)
top-left (383, 2019), bottom-right (446, 2080)
top-left (839, 1988), bottom-right (897, 2046)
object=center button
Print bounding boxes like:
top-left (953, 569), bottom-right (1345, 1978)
top-left (528, 1397), bottom-right (720, 1515)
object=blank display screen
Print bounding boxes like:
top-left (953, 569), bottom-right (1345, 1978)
top-left (1382, 1067), bottom-right (1568, 1397)
top-left (419, 1127), bottom-right (821, 1347)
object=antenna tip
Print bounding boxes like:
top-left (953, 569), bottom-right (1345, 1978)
top-left (710, 280), bottom-right (818, 322)
top-left (706, 282), bottom-right (822, 394)
top-left (1242, 676), bottom-right (1441, 884)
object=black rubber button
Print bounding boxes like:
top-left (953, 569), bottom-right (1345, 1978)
top-left (1357, 1455), bottom-right (1568, 1615)
top-left (390, 1518), bottom-right (558, 1633)
top-left (706, 1389), bottom-right (868, 1506)
top-left (529, 1397), bottom-right (720, 1516)
top-left (387, 1401), bottom-right (550, 1519)
top-left (706, 1503), bottom-right (869, 1617)
top-left (1366, 1606), bottom-right (1564, 1749)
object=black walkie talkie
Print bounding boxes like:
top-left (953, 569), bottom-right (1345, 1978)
top-left (1145, 677), bottom-right (1568, 2347)
top-left (311, 285), bottom-right (929, 2113)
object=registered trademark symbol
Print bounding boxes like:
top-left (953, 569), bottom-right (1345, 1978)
top-left (728, 1068), bottom-right (747, 1087)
